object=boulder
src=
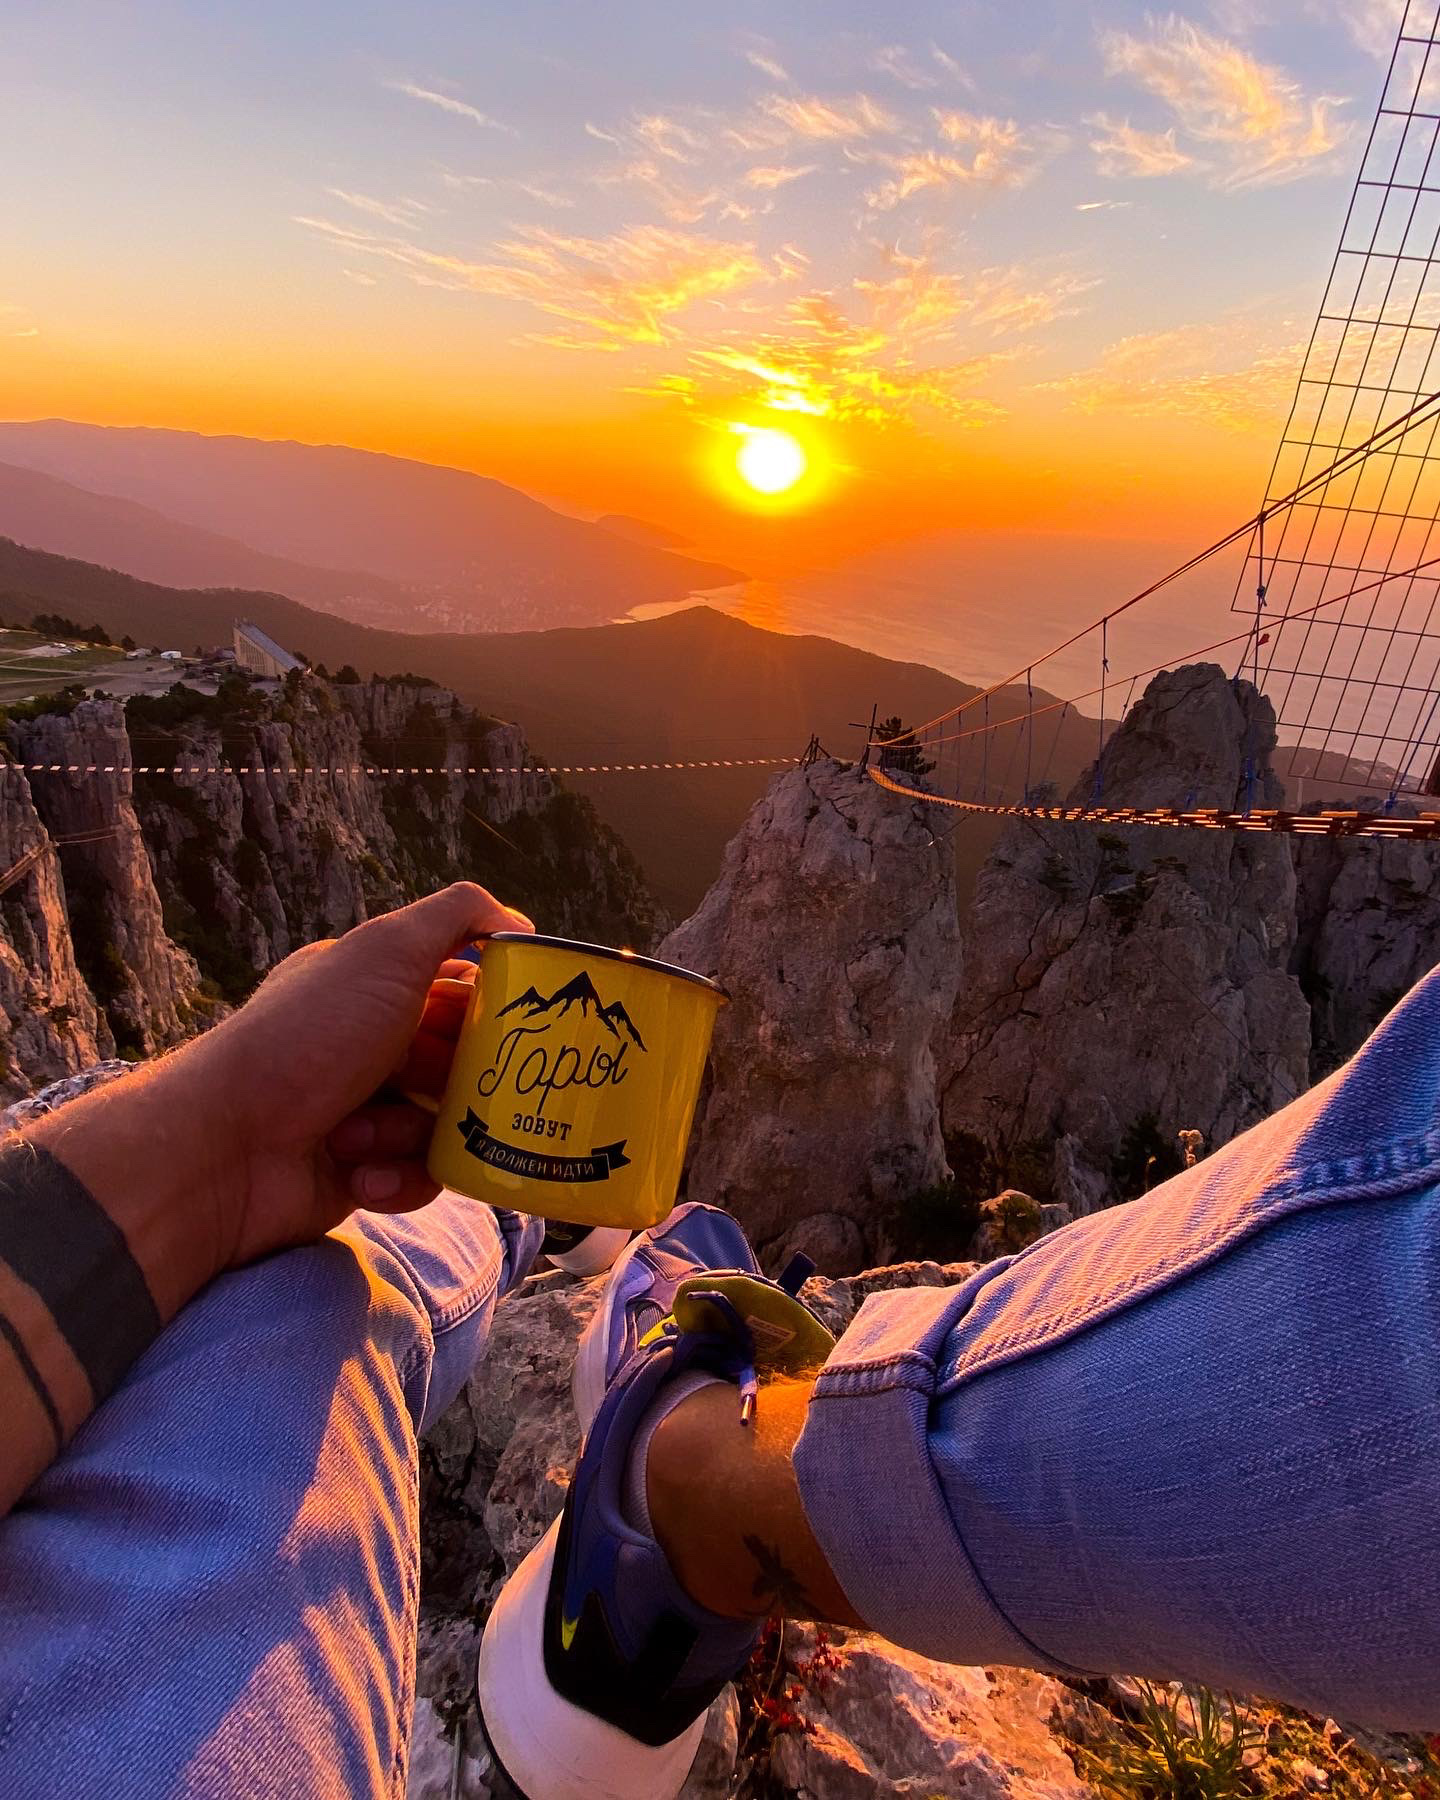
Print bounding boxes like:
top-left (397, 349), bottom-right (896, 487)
top-left (659, 758), bottom-right (961, 1273)
top-left (769, 1626), bottom-right (1089, 1800)
top-left (942, 667), bottom-right (1312, 1212)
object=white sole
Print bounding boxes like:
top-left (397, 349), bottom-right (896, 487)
top-left (547, 1224), bottom-right (632, 1278)
top-left (475, 1518), bottom-right (706, 1800)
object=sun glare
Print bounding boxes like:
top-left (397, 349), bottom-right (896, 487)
top-left (736, 427), bottom-right (808, 495)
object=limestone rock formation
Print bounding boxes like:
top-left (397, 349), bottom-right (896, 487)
top-left (770, 1627), bottom-right (1088, 1800)
top-left (0, 765), bottom-right (112, 1099)
top-left (17, 701), bottom-right (202, 1058)
top-left (1294, 825), bottom-right (1440, 1077)
top-left (943, 666), bottom-right (1312, 1213)
top-left (0, 674), bottom-right (662, 1093)
top-left (658, 757), bottom-right (961, 1273)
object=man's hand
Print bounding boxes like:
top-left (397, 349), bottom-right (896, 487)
top-left (28, 883), bottom-right (532, 1306)
top-left (183, 883), bottom-right (532, 1270)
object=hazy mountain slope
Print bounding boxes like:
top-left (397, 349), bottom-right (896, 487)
top-left (0, 460), bottom-right (417, 628)
top-left (0, 421), bottom-right (742, 632)
top-left (0, 537), bottom-right (1099, 912)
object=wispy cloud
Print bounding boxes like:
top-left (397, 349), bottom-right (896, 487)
top-left (1, 303), bottom-right (40, 339)
top-left (640, 243), bottom-right (1096, 430)
top-left (744, 47), bottom-right (791, 83)
top-left (864, 112), bottom-right (1034, 210)
top-left (1087, 114), bottom-right (1194, 178)
top-left (744, 163), bottom-right (818, 190)
top-left (872, 45), bottom-right (938, 91)
top-left (1041, 313), bottom-right (1303, 428)
top-left (1100, 17), bottom-right (1350, 188)
top-left (296, 213), bottom-right (766, 349)
top-left (757, 92), bottom-right (900, 142)
top-left (1325, 0), bottom-right (1405, 60)
top-left (1076, 198), bottom-right (1134, 212)
top-left (326, 188), bottom-right (434, 227)
top-left (442, 172), bottom-right (575, 209)
top-left (386, 79), bottom-right (513, 134)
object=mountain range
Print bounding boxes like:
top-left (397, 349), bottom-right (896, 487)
top-left (0, 535), bottom-right (1102, 912)
top-left (0, 422), bottom-right (741, 633)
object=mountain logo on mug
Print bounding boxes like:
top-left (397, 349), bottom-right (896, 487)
top-left (497, 970), bottom-right (648, 1052)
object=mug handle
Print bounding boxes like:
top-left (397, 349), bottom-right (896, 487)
top-left (405, 972), bottom-right (482, 1115)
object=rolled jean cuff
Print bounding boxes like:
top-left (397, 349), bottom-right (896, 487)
top-left (791, 1274), bottom-right (1070, 1669)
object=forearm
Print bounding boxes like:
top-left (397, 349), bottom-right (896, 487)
top-left (0, 1047), bottom-right (232, 1513)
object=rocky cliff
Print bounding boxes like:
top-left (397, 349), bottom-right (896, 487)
top-left (658, 757), bottom-right (961, 1274)
top-left (942, 666), bottom-right (1313, 1213)
top-left (0, 673), bottom-right (663, 1099)
top-left (1293, 819), bottom-right (1440, 1078)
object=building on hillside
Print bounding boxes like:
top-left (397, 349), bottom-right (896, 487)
top-left (233, 620), bottom-right (301, 680)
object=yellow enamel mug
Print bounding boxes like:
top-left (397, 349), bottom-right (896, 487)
top-left (426, 932), bottom-right (727, 1229)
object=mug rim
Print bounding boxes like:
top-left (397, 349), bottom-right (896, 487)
top-left (483, 930), bottom-right (728, 1001)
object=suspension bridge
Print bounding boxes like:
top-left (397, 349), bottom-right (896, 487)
top-left (865, 0), bottom-right (1440, 847)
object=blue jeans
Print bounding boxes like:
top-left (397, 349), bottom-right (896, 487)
top-left (796, 958), bottom-right (1440, 1730)
top-left (4, 965), bottom-right (1440, 1799)
top-left (0, 1198), bottom-right (543, 1798)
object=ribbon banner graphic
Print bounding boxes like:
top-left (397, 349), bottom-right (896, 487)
top-left (457, 1109), bottom-right (631, 1184)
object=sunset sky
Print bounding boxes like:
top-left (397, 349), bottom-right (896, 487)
top-left (0, 0), bottom-right (1409, 586)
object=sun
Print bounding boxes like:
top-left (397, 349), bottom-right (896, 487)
top-left (735, 427), bottom-right (808, 495)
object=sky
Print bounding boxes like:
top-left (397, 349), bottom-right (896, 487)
top-left (0, 0), bottom-right (1414, 595)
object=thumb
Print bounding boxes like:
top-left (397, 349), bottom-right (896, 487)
top-left (338, 883), bottom-right (535, 988)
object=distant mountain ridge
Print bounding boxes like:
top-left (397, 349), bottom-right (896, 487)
top-left (0, 534), bottom-right (1102, 913)
top-left (0, 420), bottom-right (742, 633)
top-left (0, 460), bottom-right (415, 628)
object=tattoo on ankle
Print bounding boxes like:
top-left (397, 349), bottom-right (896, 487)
top-left (0, 1144), bottom-right (161, 1430)
top-left (742, 1533), bottom-right (816, 1618)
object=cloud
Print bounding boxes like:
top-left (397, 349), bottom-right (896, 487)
top-left (1101, 16), bottom-right (1350, 188)
top-left (296, 213), bottom-right (766, 349)
top-left (1328, 0), bottom-right (1405, 59)
top-left (659, 242), bottom-right (1094, 431)
top-left (326, 188), bottom-right (434, 226)
top-left (1041, 313), bottom-right (1303, 428)
top-left (1076, 199), bottom-right (1134, 211)
top-left (341, 268), bottom-right (379, 285)
top-left (1087, 114), bottom-right (1194, 178)
top-left (864, 113), bottom-right (1033, 209)
top-left (745, 48), bottom-right (791, 83)
top-left (930, 47), bottom-right (975, 89)
top-left (872, 45), bottom-right (938, 91)
top-left (757, 92), bottom-right (900, 141)
top-left (744, 163), bottom-right (818, 190)
top-left (386, 80), bottom-right (513, 134)
top-left (442, 172), bottom-right (575, 208)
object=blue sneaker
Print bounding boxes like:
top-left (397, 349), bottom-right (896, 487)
top-left (475, 1203), bottom-right (834, 1800)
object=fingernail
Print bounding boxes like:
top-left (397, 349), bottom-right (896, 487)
top-left (331, 1118), bottom-right (376, 1155)
top-left (360, 1167), bottom-right (404, 1203)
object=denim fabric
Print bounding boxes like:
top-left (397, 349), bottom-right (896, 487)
top-left (794, 960), bottom-right (1440, 1729)
top-left (0, 1196), bottom-right (541, 1800)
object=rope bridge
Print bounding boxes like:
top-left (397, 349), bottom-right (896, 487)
top-left (868, 0), bottom-right (1440, 840)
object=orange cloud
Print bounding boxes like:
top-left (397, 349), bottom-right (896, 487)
top-left (1041, 314), bottom-right (1304, 428)
top-left (1087, 114), bottom-right (1194, 178)
top-left (1101, 17), bottom-right (1350, 188)
top-left (745, 164), bottom-right (818, 189)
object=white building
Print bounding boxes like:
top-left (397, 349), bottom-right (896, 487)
top-left (233, 620), bottom-right (302, 680)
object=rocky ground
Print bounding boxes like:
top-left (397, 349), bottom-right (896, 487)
top-left (411, 1253), bottom-right (1095, 1800)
